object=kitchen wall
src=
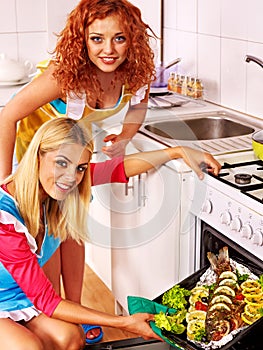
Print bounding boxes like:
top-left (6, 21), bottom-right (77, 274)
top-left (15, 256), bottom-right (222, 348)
top-left (163, 0), bottom-right (263, 120)
top-left (1, 0), bottom-right (262, 120)
top-left (0, 0), bottom-right (160, 64)
top-left (0, 0), bottom-right (78, 64)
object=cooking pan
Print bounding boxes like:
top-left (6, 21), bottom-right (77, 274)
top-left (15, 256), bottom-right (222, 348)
top-left (252, 130), bottom-right (263, 160)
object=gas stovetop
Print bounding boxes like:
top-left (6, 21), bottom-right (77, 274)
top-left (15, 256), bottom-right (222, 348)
top-left (210, 158), bottom-right (263, 203)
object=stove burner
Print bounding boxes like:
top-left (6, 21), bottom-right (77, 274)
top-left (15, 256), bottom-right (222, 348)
top-left (234, 173), bottom-right (252, 185)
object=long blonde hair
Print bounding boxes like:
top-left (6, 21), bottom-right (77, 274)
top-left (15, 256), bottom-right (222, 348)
top-left (4, 118), bottom-right (93, 243)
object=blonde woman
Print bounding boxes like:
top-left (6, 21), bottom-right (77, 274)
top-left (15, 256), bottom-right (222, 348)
top-left (0, 2), bottom-right (158, 338)
top-left (0, 117), bottom-right (220, 348)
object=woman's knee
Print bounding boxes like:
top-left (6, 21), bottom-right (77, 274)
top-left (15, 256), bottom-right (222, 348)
top-left (55, 324), bottom-right (85, 350)
top-left (0, 319), bottom-right (44, 350)
top-left (17, 336), bottom-right (44, 350)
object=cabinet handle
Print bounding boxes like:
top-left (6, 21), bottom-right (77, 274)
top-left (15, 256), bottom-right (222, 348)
top-left (125, 178), bottom-right (134, 196)
top-left (138, 174), bottom-right (147, 207)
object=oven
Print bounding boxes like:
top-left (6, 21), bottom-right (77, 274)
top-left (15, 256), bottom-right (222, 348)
top-left (183, 150), bottom-right (263, 349)
top-left (87, 151), bottom-right (263, 350)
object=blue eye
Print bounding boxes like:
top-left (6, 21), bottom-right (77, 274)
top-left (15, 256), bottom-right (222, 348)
top-left (115, 35), bottom-right (126, 43)
top-left (56, 160), bottom-right (67, 168)
top-left (90, 36), bottom-right (102, 43)
top-left (77, 165), bottom-right (88, 173)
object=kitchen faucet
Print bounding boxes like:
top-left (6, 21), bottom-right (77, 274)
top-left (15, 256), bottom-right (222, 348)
top-left (245, 55), bottom-right (263, 69)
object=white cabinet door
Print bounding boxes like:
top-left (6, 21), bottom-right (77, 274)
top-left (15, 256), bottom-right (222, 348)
top-left (111, 164), bottom-right (181, 313)
top-left (85, 126), bottom-right (113, 290)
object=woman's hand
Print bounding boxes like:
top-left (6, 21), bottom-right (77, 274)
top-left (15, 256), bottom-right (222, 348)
top-left (122, 313), bottom-right (163, 341)
top-left (102, 133), bottom-right (130, 157)
top-left (171, 146), bottom-right (221, 180)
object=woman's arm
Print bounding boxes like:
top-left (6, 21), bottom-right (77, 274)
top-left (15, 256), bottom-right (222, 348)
top-left (102, 86), bottom-right (149, 158)
top-left (53, 299), bottom-right (160, 340)
top-left (0, 65), bottom-right (62, 180)
top-left (123, 146), bottom-right (221, 180)
top-left (0, 223), bottom-right (160, 341)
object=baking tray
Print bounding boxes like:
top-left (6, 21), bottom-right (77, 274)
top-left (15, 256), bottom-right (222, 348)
top-left (153, 258), bottom-right (263, 350)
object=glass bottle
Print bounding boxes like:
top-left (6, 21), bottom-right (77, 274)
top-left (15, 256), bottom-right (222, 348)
top-left (192, 78), bottom-right (203, 99)
top-left (167, 72), bottom-right (175, 91)
top-left (181, 76), bottom-right (189, 96)
top-left (187, 77), bottom-right (195, 97)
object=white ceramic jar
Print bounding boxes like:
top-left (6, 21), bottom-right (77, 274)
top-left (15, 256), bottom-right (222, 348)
top-left (0, 54), bottom-right (33, 82)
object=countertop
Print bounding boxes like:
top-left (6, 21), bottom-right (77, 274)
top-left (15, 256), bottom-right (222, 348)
top-left (0, 83), bottom-right (28, 108)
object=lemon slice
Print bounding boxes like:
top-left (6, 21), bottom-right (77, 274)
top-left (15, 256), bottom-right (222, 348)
top-left (191, 286), bottom-right (209, 294)
top-left (187, 319), bottom-right (206, 335)
top-left (211, 294), bottom-right (232, 305)
top-left (244, 304), bottom-right (262, 318)
top-left (241, 312), bottom-right (261, 325)
top-left (214, 285), bottom-right (235, 297)
top-left (219, 271), bottom-right (237, 281)
top-left (242, 292), bottom-right (263, 303)
top-left (244, 298), bottom-right (263, 307)
top-left (242, 288), bottom-right (263, 298)
top-left (189, 290), bottom-right (209, 305)
top-left (241, 279), bottom-right (261, 292)
top-left (186, 310), bottom-right (207, 323)
top-left (188, 305), bottom-right (196, 313)
top-left (209, 303), bottom-right (231, 312)
top-left (219, 278), bottom-right (238, 288)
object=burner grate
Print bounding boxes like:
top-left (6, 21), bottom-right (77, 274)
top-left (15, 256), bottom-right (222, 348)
top-left (208, 159), bottom-right (263, 202)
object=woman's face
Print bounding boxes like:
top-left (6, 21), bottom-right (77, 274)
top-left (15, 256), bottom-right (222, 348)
top-left (39, 144), bottom-right (90, 200)
top-left (86, 15), bottom-right (128, 73)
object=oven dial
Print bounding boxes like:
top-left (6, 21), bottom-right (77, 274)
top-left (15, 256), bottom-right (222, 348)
top-left (220, 211), bottom-right (232, 225)
top-left (201, 199), bottom-right (213, 214)
top-left (230, 218), bottom-right (242, 232)
top-left (251, 229), bottom-right (263, 246)
top-left (240, 224), bottom-right (253, 239)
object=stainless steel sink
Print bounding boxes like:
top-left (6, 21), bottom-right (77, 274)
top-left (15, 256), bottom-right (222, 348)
top-left (144, 116), bottom-right (254, 141)
top-left (139, 111), bottom-right (258, 155)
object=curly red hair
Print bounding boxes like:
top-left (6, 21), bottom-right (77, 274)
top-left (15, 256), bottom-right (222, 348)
top-left (52, 0), bottom-right (157, 101)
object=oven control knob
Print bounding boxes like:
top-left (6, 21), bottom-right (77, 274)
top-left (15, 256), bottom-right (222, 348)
top-left (220, 211), bottom-right (232, 225)
top-left (230, 218), bottom-right (242, 232)
top-left (201, 199), bottom-right (213, 214)
top-left (240, 224), bottom-right (253, 239)
top-left (251, 229), bottom-right (263, 246)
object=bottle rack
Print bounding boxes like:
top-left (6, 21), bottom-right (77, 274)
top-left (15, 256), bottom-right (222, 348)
top-left (167, 73), bottom-right (204, 100)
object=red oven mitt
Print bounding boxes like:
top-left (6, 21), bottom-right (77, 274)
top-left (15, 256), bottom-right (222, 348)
top-left (127, 296), bottom-right (184, 349)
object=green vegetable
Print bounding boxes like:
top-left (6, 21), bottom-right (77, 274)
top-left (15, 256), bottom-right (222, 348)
top-left (154, 310), bottom-right (187, 334)
top-left (194, 327), bottom-right (206, 342)
top-left (258, 307), bottom-right (263, 317)
top-left (258, 275), bottom-right (263, 290)
top-left (208, 283), bottom-right (216, 292)
top-left (162, 285), bottom-right (191, 310)
top-left (235, 269), bottom-right (249, 284)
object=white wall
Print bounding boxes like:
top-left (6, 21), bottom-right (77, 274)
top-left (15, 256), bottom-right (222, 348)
top-left (0, 0), bottom-right (160, 63)
top-left (1, 0), bottom-right (262, 120)
top-left (0, 0), bottom-right (49, 64)
top-left (0, 0), bottom-right (78, 64)
top-left (163, 0), bottom-right (263, 119)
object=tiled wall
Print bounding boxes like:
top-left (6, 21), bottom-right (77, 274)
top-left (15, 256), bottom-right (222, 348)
top-left (163, 0), bottom-right (263, 119)
top-left (0, 0), bottom-right (79, 65)
top-left (1, 0), bottom-right (262, 120)
top-left (0, 0), bottom-right (49, 64)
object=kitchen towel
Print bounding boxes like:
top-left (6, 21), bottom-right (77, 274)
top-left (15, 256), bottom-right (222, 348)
top-left (127, 296), bottom-right (184, 349)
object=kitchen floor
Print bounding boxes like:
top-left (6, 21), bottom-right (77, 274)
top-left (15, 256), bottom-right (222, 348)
top-left (81, 264), bottom-right (135, 343)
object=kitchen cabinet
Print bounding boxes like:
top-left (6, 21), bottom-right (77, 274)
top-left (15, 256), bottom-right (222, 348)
top-left (111, 163), bottom-right (182, 314)
top-left (85, 126), bottom-right (113, 290)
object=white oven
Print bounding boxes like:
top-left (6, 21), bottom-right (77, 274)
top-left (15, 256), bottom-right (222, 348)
top-left (180, 150), bottom-right (263, 277)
